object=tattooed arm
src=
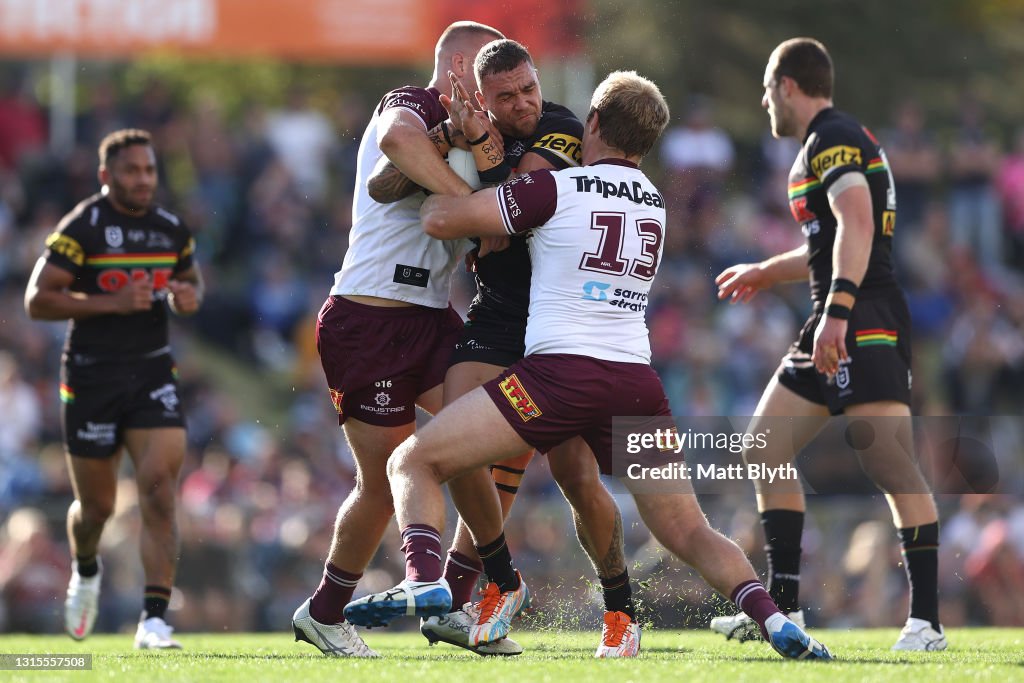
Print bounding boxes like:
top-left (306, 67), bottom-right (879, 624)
top-left (367, 120), bottom-right (472, 203)
top-left (367, 155), bottom-right (422, 204)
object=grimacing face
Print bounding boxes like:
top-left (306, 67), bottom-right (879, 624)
top-left (102, 144), bottom-right (157, 212)
top-left (479, 61), bottom-right (543, 139)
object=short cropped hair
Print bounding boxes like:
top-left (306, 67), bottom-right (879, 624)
top-left (436, 21), bottom-right (504, 53)
top-left (770, 38), bottom-right (833, 98)
top-left (587, 71), bottom-right (670, 159)
top-left (475, 39), bottom-right (534, 82)
top-left (98, 129), bottom-right (152, 167)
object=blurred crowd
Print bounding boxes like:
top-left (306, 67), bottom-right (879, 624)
top-left (1, 69), bottom-right (1022, 635)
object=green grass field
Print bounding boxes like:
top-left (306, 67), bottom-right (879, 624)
top-left (2, 629), bottom-right (1022, 682)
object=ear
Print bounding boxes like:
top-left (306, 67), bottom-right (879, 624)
top-left (98, 166), bottom-right (110, 187)
top-left (475, 90), bottom-right (486, 111)
top-left (780, 75), bottom-right (795, 99)
top-left (450, 51), bottom-right (465, 78)
top-left (587, 110), bottom-right (600, 135)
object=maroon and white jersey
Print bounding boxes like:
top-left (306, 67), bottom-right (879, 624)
top-left (332, 86), bottom-right (471, 307)
top-left (496, 159), bottom-right (667, 363)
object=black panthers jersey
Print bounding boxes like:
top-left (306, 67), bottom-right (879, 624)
top-left (43, 193), bottom-right (195, 358)
top-left (471, 101), bottom-right (583, 320)
top-left (787, 108), bottom-right (899, 302)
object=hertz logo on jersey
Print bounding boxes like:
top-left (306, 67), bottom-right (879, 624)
top-left (534, 133), bottom-right (582, 166)
top-left (498, 373), bottom-right (542, 421)
top-left (810, 145), bottom-right (862, 179)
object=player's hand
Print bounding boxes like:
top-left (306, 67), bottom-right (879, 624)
top-left (167, 280), bottom-right (200, 316)
top-left (443, 71), bottom-right (487, 143)
top-left (478, 235), bottom-right (510, 257)
top-left (114, 276), bottom-right (153, 314)
top-left (443, 120), bottom-right (471, 150)
top-left (812, 314), bottom-right (848, 378)
top-left (714, 263), bottom-right (771, 304)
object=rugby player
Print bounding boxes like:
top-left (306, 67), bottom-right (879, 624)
top-left (711, 38), bottom-right (945, 651)
top-left (287, 21), bottom-right (509, 658)
top-left (345, 70), bottom-right (832, 662)
top-left (368, 39), bottom-right (639, 658)
top-left (25, 128), bottom-right (204, 649)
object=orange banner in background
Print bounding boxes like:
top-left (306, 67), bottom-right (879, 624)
top-left (0, 0), bottom-right (434, 63)
top-left (0, 0), bottom-right (586, 63)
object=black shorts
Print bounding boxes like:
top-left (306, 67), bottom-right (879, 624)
top-left (60, 351), bottom-right (185, 458)
top-left (776, 292), bottom-right (912, 415)
top-left (448, 304), bottom-right (526, 368)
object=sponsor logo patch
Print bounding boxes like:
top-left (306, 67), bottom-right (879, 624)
top-left (498, 373), bottom-right (542, 422)
top-left (149, 383), bottom-right (180, 413)
top-left (882, 210), bottom-right (896, 237)
top-left (329, 388), bottom-right (344, 415)
top-left (789, 196), bottom-right (817, 223)
top-left (534, 133), bottom-right (582, 166)
top-left (393, 264), bottom-right (429, 288)
top-left (45, 233), bottom-right (85, 266)
top-left (581, 280), bottom-right (610, 301)
top-left (810, 145), bottom-right (862, 179)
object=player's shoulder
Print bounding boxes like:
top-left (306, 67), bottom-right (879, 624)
top-left (536, 101), bottom-right (583, 137)
top-left (377, 85), bottom-right (440, 118)
top-left (807, 108), bottom-right (868, 149)
top-left (526, 102), bottom-right (584, 168)
top-left (55, 193), bottom-right (105, 235)
top-left (150, 204), bottom-right (185, 230)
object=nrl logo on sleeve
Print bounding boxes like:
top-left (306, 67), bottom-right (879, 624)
top-left (498, 373), bottom-right (542, 421)
top-left (810, 145), bottom-right (862, 179)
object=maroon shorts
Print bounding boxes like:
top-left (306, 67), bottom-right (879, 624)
top-left (483, 353), bottom-right (672, 474)
top-left (316, 296), bottom-right (463, 426)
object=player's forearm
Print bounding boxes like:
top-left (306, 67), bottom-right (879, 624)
top-left (421, 191), bottom-right (505, 240)
top-left (759, 245), bottom-right (809, 285)
top-left (380, 124), bottom-right (472, 196)
top-left (25, 289), bottom-right (119, 321)
top-left (421, 195), bottom-right (471, 239)
top-left (367, 160), bottom-right (422, 203)
top-left (831, 220), bottom-right (872, 286)
top-left (469, 133), bottom-right (512, 186)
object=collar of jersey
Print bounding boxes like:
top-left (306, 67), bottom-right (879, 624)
top-left (590, 158), bottom-right (639, 169)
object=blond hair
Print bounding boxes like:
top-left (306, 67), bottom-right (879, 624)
top-left (588, 71), bottom-right (670, 158)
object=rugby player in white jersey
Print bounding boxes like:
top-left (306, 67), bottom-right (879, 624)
top-left (289, 21), bottom-right (513, 658)
top-left (344, 70), bottom-right (833, 661)
top-left (368, 39), bottom-right (638, 658)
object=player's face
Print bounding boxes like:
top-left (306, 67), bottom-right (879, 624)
top-left (762, 59), bottom-right (794, 138)
top-left (102, 144), bottom-right (158, 212)
top-left (480, 62), bottom-right (543, 139)
top-left (763, 79), bottom-right (794, 138)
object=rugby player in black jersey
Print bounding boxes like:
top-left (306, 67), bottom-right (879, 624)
top-left (713, 38), bottom-right (945, 651)
top-left (25, 129), bottom-right (203, 649)
top-left (368, 40), bottom-right (638, 657)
